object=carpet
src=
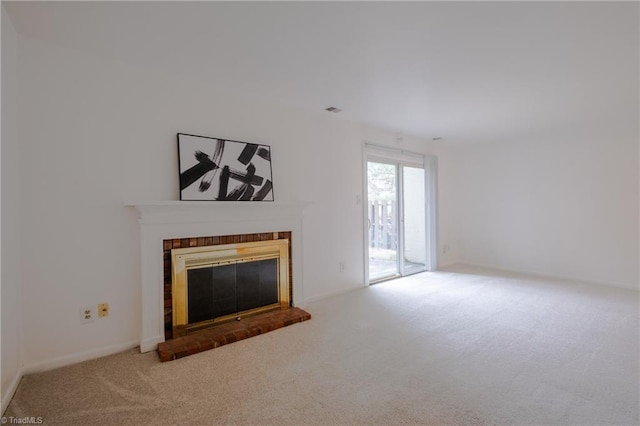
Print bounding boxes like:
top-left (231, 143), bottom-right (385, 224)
top-left (4, 265), bottom-right (639, 425)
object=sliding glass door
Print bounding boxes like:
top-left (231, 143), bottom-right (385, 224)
top-left (401, 166), bottom-right (427, 275)
top-left (366, 147), bottom-right (431, 283)
top-left (367, 161), bottom-right (399, 281)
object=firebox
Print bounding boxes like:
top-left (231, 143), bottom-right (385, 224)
top-left (171, 239), bottom-right (290, 337)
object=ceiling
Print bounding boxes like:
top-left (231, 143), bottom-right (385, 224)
top-left (4, 1), bottom-right (638, 144)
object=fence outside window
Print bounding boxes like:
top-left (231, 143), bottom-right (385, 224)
top-left (368, 200), bottom-right (397, 250)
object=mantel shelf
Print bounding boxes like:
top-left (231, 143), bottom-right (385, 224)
top-left (125, 200), bottom-right (311, 225)
top-left (125, 200), bottom-right (312, 208)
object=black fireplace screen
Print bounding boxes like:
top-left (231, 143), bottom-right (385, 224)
top-left (186, 258), bottom-right (278, 324)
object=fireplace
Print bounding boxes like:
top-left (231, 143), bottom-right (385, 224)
top-left (127, 201), bottom-right (309, 354)
top-left (156, 231), bottom-right (310, 361)
top-left (170, 237), bottom-right (290, 337)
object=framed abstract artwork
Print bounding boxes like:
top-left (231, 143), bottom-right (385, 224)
top-left (177, 133), bottom-right (274, 201)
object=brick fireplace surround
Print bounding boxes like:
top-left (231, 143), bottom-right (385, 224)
top-left (162, 231), bottom-right (294, 341)
top-left (127, 201), bottom-right (309, 357)
top-left (156, 231), bottom-right (311, 361)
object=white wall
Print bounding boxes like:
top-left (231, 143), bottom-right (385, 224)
top-left (1, 5), bottom-right (24, 411)
top-left (457, 124), bottom-right (639, 289)
top-left (14, 35), bottom-right (457, 369)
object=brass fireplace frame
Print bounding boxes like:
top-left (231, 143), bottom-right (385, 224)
top-left (171, 239), bottom-right (290, 336)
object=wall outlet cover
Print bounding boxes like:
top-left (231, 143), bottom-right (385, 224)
top-left (80, 306), bottom-right (95, 324)
top-left (98, 303), bottom-right (109, 318)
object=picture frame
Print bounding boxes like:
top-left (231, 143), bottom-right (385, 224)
top-left (177, 133), bottom-right (274, 201)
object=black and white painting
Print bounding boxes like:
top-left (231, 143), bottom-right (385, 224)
top-left (178, 133), bottom-right (274, 201)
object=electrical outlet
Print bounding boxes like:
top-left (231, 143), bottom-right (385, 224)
top-left (80, 306), bottom-right (95, 324)
top-left (98, 303), bottom-right (109, 318)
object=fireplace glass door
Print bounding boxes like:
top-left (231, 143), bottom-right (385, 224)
top-left (187, 259), bottom-right (278, 325)
top-left (171, 239), bottom-right (290, 337)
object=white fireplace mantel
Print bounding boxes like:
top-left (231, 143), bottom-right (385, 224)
top-left (126, 200), bottom-right (309, 352)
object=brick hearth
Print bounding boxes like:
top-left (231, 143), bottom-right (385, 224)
top-left (157, 307), bottom-right (311, 361)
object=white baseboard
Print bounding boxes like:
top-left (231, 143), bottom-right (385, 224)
top-left (2, 368), bottom-right (23, 415)
top-left (304, 284), bottom-right (365, 304)
top-left (453, 261), bottom-right (639, 292)
top-left (436, 258), bottom-right (459, 269)
top-left (22, 340), bottom-right (139, 375)
top-left (140, 336), bottom-right (164, 353)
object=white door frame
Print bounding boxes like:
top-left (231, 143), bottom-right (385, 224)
top-left (362, 143), bottom-right (438, 285)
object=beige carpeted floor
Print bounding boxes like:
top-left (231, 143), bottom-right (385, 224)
top-left (4, 265), bottom-right (639, 425)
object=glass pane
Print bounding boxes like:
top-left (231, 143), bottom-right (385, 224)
top-left (187, 264), bottom-right (238, 323)
top-left (367, 162), bottom-right (399, 281)
top-left (236, 259), bottom-right (278, 312)
top-left (210, 264), bottom-right (238, 319)
top-left (402, 166), bottom-right (426, 274)
top-left (187, 267), bottom-right (217, 324)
